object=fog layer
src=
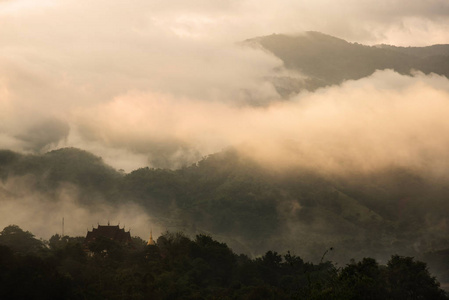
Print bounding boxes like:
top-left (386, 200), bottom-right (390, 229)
top-left (1, 0), bottom-right (449, 170)
top-left (68, 70), bottom-right (449, 175)
top-left (0, 175), bottom-right (158, 240)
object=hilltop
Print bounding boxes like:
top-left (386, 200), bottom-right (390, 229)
top-left (246, 31), bottom-right (449, 96)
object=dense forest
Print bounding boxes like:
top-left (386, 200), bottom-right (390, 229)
top-left (2, 147), bottom-right (449, 283)
top-left (0, 224), bottom-right (447, 299)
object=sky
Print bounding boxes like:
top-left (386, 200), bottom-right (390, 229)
top-left (1, 0), bottom-right (449, 172)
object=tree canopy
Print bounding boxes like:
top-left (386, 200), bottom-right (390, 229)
top-left (0, 225), bottom-right (447, 299)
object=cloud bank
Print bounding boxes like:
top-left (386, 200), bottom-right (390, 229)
top-left (69, 70), bottom-right (449, 176)
top-left (0, 0), bottom-right (449, 172)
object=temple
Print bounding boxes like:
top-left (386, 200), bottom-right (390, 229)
top-left (85, 224), bottom-right (133, 245)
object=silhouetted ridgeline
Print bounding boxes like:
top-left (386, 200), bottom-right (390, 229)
top-left (0, 224), bottom-right (447, 299)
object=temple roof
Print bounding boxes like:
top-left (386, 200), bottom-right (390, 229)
top-left (85, 225), bottom-right (133, 244)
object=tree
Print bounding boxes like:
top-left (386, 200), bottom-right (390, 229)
top-left (338, 257), bottom-right (387, 299)
top-left (386, 255), bottom-right (447, 300)
top-left (0, 225), bottom-right (45, 255)
top-left (88, 235), bottom-right (125, 261)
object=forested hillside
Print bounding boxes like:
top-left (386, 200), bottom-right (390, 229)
top-left (2, 147), bottom-right (449, 268)
top-left (246, 32), bottom-right (449, 95)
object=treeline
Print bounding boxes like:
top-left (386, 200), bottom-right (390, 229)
top-left (0, 225), bottom-right (447, 300)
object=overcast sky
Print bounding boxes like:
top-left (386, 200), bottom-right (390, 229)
top-left (1, 0), bottom-right (449, 171)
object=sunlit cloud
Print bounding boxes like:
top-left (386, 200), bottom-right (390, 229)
top-left (61, 71), bottom-right (449, 176)
top-left (0, 0), bottom-right (448, 171)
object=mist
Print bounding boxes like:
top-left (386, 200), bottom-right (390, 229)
top-left (61, 70), bottom-right (449, 177)
top-left (0, 175), bottom-right (160, 240)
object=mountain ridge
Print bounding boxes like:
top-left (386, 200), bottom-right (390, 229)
top-left (2, 147), bottom-right (449, 264)
top-left (246, 31), bottom-right (449, 96)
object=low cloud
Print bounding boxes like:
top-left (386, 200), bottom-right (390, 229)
top-left (66, 70), bottom-right (449, 176)
top-left (237, 70), bottom-right (449, 176)
top-left (0, 175), bottom-right (159, 240)
top-left (1, 0), bottom-right (449, 171)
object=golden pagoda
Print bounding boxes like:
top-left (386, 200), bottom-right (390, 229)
top-left (147, 229), bottom-right (156, 246)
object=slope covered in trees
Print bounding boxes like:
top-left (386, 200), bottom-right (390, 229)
top-left (246, 32), bottom-right (449, 96)
top-left (2, 147), bottom-right (449, 268)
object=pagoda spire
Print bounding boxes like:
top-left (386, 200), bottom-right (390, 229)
top-left (147, 229), bottom-right (156, 246)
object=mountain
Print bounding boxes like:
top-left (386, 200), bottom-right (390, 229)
top-left (246, 31), bottom-right (449, 96)
top-left (0, 148), bottom-right (121, 204)
top-left (3, 147), bottom-right (449, 267)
